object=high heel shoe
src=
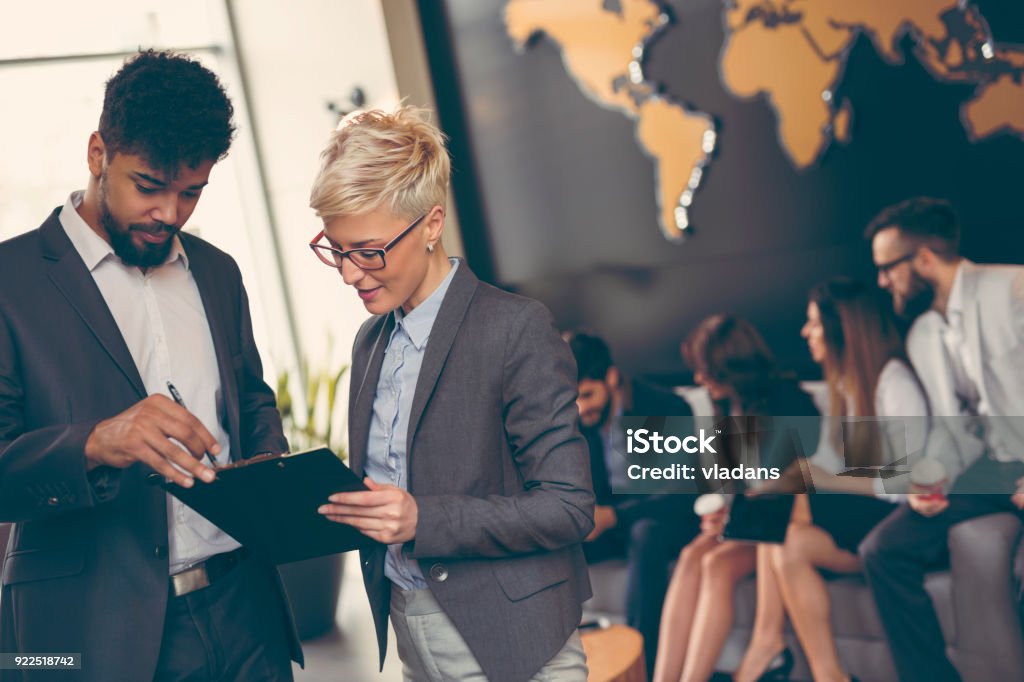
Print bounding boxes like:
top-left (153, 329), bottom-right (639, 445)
top-left (755, 647), bottom-right (794, 681)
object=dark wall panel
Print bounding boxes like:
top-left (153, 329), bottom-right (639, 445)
top-left (420, 0), bottom-right (1024, 381)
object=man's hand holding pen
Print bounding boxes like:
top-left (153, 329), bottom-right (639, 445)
top-left (319, 478), bottom-right (418, 544)
top-left (84, 394), bottom-right (219, 488)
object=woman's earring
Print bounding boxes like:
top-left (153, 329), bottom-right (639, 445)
top-left (427, 243), bottom-right (435, 253)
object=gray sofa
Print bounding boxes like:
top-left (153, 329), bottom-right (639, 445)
top-left (584, 504), bottom-right (1024, 681)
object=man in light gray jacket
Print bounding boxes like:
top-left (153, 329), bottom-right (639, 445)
top-left (860, 197), bottom-right (1024, 682)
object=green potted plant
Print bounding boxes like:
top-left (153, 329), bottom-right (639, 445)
top-left (275, 354), bottom-right (350, 640)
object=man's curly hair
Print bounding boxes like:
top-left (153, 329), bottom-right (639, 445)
top-left (99, 50), bottom-right (235, 174)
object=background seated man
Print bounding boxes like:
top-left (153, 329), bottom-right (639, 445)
top-left (565, 330), bottom-right (699, 676)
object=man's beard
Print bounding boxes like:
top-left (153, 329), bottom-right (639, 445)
top-left (581, 392), bottom-right (613, 431)
top-left (99, 183), bottom-right (180, 268)
top-left (896, 269), bottom-right (935, 321)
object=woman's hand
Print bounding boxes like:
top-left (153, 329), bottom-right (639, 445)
top-left (1011, 477), bottom-right (1024, 510)
top-left (700, 508), bottom-right (728, 537)
top-left (318, 477), bottom-right (419, 544)
top-left (907, 484), bottom-right (950, 517)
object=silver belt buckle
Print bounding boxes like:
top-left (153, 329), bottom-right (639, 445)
top-left (171, 564), bottom-right (211, 597)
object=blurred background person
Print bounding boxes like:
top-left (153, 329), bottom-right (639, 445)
top-left (733, 278), bottom-right (927, 682)
top-left (653, 315), bottom-right (818, 682)
top-left (861, 197), bottom-right (1024, 682)
top-left (565, 330), bottom-right (698, 676)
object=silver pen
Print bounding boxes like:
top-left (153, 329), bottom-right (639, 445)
top-left (166, 381), bottom-right (218, 469)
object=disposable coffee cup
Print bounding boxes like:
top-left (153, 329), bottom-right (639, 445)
top-left (693, 493), bottom-right (726, 516)
top-left (911, 459), bottom-right (947, 502)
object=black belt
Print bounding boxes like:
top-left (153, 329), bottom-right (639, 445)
top-left (170, 547), bottom-right (248, 597)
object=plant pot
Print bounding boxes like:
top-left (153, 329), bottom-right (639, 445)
top-left (278, 553), bottom-right (345, 640)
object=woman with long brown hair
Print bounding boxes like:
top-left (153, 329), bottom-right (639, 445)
top-left (653, 314), bottom-right (819, 682)
top-left (732, 278), bottom-right (927, 682)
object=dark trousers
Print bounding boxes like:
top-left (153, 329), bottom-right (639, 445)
top-left (585, 513), bottom-right (700, 679)
top-left (154, 554), bottom-right (295, 682)
top-left (859, 458), bottom-right (1024, 682)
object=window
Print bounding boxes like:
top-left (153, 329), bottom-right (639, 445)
top-left (0, 0), bottom-right (298, 387)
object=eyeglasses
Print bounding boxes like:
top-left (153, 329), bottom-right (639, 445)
top-left (309, 213), bottom-right (427, 271)
top-left (875, 250), bottom-right (917, 275)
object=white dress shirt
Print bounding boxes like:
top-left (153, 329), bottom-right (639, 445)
top-left (60, 192), bottom-right (238, 574)
top-left (939, 265), bottom-right (983, 416)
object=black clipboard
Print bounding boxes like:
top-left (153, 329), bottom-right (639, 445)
top-left (162, 447), bottom-right (377, 565)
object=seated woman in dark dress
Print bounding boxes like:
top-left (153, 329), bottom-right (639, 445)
top-left (733, 278), bottom-right (928, 682)
top-left (653, 314), bottom-right (818, 682)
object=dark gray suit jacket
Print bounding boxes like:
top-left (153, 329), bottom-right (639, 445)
top-left (350, 261), bottom-right (594, 682)
top-left (0, 208), bottom-right (301, 681)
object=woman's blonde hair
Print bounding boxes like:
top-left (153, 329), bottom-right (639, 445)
top-left (310, 105), bottom-right (450, 220)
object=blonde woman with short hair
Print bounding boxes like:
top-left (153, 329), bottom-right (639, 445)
top-left (311, 106), bottom-right (594, 682)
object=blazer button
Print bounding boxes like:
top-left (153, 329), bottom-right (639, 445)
top-left (47, 496), bottom-right (59, 506)
top-left (428, 563), bottom-right (448, 583)
top-left (154, 545), bottom-right (168, 559)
